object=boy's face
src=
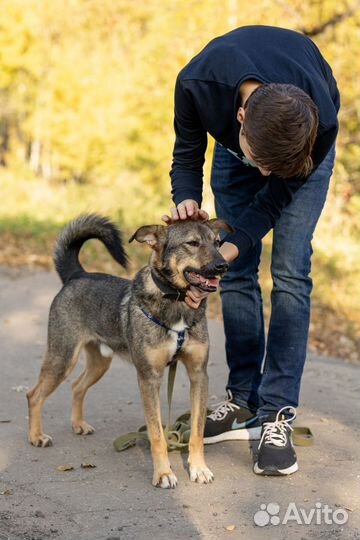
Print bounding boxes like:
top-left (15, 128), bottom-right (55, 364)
top-left (237, 107), bottom-right (272, 177)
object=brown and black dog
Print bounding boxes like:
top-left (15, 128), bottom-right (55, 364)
top-left (27, 214), bottom-right (231, 488)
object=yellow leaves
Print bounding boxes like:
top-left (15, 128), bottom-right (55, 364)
top-left (0, 1), bottom-right (358, 198)
top-left (55, 464), bottom-right (74, 472)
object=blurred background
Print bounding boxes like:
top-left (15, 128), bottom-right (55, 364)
top-left (0, 0), bottom-right (359, 360)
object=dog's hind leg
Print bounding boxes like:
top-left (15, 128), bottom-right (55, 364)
top-left (27, 340), bottom-right (83, 447)
top-left (71, 341), bottom-right (112, 435)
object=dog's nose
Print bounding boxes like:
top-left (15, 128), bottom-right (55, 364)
top-left (214, 261), bottom-right (229, 273)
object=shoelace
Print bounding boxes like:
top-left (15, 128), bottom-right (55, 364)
top-left (258, 406), bottom-right (297, 449)
top-left (208, 390), bottom-right (240, 421)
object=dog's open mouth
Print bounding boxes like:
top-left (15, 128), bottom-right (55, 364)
top-left (184, 270), bottom-right (220, 292)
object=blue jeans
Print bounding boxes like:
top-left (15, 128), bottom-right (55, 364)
top-left (211, 143), bottom-right (335, 416)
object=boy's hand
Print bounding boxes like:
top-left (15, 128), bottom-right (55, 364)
top-left (184, 286), bottom-right (210, 309)
top-left (184, 242), bottom-right (239, 309)
top-left (162, 199), bottom-right (209, 224)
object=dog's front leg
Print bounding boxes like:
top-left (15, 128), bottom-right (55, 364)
top-left (182, 342), bottom-right (214, 484)
top-left (137, 366), bottom-right (177, 489)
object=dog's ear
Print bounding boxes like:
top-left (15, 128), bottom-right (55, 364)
top-left (129, 225), bottom-right (167, 249)
top-left (205, 219), bottom-right (234, 236)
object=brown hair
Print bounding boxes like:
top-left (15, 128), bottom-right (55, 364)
top-left (243, 83), bottom-right (319, 178)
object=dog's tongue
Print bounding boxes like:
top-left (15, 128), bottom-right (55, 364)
top-left (206, 277), bottom-right (219, 288)
top-left (198, 275), bottom-right (219, 288)
top-left (187, 272), bottom-right (220, 289)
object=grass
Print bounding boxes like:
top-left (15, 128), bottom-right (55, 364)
top-left (0, 170), bottom-right (359, 361)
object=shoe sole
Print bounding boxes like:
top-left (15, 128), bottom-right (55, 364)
top-left (204, 426), bottom-right (262, 444)
top-left (253, 461), bottom-right (299, 476)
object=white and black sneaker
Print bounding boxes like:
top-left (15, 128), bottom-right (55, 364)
top-left (253, 406), bottom-right (298, 476)
top-left (204, 390), bottom-right (261, 444)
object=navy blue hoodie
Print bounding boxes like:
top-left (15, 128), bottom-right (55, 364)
top-left (170, 26), bottom-right (340, 254)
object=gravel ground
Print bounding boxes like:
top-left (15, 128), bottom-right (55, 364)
top-left (0, 267), bottom-right (359, 540)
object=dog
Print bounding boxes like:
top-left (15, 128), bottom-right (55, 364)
top-left (27, 214), bottom-right (232, 488)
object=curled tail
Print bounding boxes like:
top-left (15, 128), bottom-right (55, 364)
top-left (54, 214), bottom-right (128, 284)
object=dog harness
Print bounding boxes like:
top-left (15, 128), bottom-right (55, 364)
top-left (140, 308), bottom-right (187, 359)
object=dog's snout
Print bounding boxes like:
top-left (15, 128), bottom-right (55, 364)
top-left (214, 260), bottom-right (229, 273)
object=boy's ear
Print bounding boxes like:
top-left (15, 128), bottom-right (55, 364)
top-left (237, 106), bottom-right (246, 124)
top-left (129, 225), bottom-right (167, 249)
top-left (205, 219), bottom-right (234, 236)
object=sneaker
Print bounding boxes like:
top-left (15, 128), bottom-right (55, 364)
top-left (204, 390), bottom-right (261, 444)
top-left (253, 406), bottom-right (298, 476)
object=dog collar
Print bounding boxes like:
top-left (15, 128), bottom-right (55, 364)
top-left (150, 269), bottom-right (187, 302)
top-left (140, 307), bottom-right (186, 359)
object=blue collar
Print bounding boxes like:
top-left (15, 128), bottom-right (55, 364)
top-left (140, 308), bottom-right (187, 359)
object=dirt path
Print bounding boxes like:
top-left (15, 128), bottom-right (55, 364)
top-left (0, 267), bottom-right (359, 540)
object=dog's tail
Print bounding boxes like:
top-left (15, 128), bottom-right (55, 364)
top-left (54, 214), bottom-right (128, 284)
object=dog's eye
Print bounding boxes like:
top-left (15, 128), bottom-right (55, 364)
top-left (186, 241), bottom-right (200, 247)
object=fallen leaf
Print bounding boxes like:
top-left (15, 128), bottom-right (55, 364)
top-left (225, 525), bottom-right (236, 531)
top-left (0, 488), bottom-right (11, 495)
top-left (56, 464), bottom-right (74, 472)
top-left (81, 463), bottom-right (96, 469)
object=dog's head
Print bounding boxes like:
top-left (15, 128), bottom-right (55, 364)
top-left (129, 219), bottom-right (234, 292)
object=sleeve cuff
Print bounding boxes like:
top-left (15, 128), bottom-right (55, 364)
top-left (172, 190), bottom-right (202, 207)
top-left (221, 229), bottom-right (253, 257)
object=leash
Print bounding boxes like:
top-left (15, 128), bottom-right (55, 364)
top-left (113, 360), bottom-right (313, 453)
top-left (113, 306), bottom-right (313, 452)
top-left (113, 362), bottom-right (190, 452)
top-left (113, 307), bottom-right (189, 452)
top-left (292, 426), bottom-right (314, 446)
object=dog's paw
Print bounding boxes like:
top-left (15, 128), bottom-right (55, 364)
top-left (72, 421), bottom-right (95, 435)
top-left (29, 433), bottom-right (53, 448)
top-left (189, 464), bottom-right (214, 484)
top-left (152, 471), bottom-right (178, 489)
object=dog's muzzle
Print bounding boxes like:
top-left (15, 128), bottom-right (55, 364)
top-left (184, 258), bottom-right (229, 292)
